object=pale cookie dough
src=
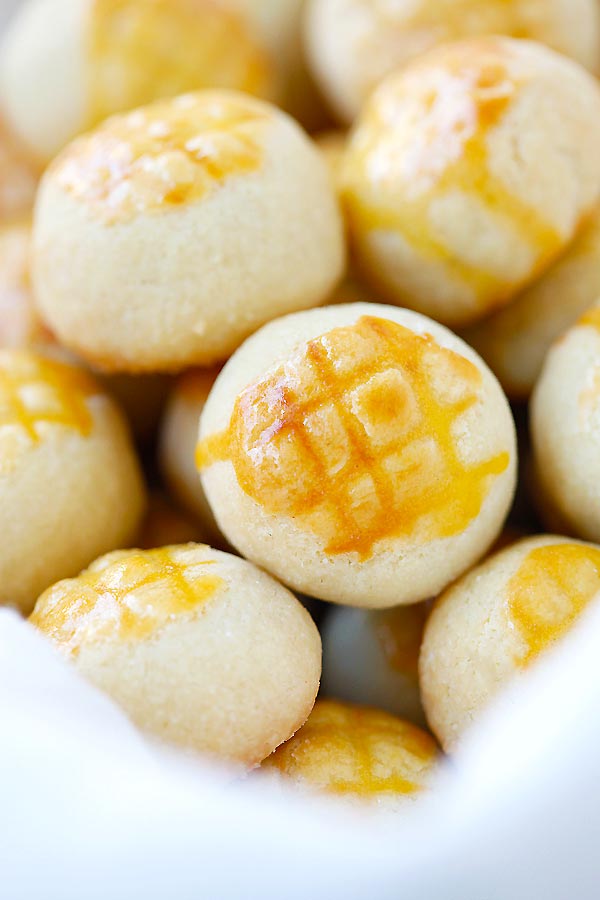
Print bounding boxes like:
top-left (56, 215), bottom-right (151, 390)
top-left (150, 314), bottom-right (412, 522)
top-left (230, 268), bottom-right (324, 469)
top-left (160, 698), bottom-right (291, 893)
top-left (341, 38), bottom-right (600, 327)
top-left (159, 369), bottom-right (222, 545)
top-left (197, 302), bottom-right (517, 607)
top-left (33, 90), bottom-right (345, 372)
top-left (305, 0), bottom-right (600, 123)
top-left (0, 0), bottom-right (306, 162)
top-left (31, 543), bottom-right (322, 766)
top-left (0, 350), bottom-right (146, 614)
top-left (0, 220), bottom-right (170, 441)
top-left (261, 699), bottom-right (438, 807)
top-left (420, 535), bottom-right (600, 751)
top-left (463, 206), bottom-right (600, 399)
top-left (531, 305), bottom-right (600, 542)
top-left (321, 604), bottom-right (427, 726)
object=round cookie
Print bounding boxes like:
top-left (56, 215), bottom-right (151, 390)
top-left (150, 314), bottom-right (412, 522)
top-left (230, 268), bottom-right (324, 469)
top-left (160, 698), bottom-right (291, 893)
top-left (261, 699), bottom-right (438, 806)
top-left (30, 543), bottom-right (322, 766)
top-left (420, 535), bottom-right (600, 751)
top-left (341, 38), bottom-right (600, 328)
top-left (305, 0), bottom-right (600, 124)
top-left (463, 206), bottom-right (600, 399)
top-left (0, 0), bottom-right (306, 163)
top-left (321, 604), bottom-right (427, 726)
top-left (0, 220), bottom-right (170, 441)
top-left (197, 302), bottom-right (517, 607)
top-left (159, 369), bottom-right (222, 544)
top-left (0, 350), bottom-right (146, 614)
top-left (33, 90), bottom-right (345, 372)
top-left (531, 305), bottom-right (600, 542)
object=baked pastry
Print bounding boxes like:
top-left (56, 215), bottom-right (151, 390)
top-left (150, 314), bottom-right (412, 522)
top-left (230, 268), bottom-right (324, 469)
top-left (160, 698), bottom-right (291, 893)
top-left (420, 535), bottom-right (600, 750)
top-left (261, 699), bottom-right (437, 805)
top-left (531, 304), bottom-right (600, 542)
top-left (305, 0), bottom-right (600, 123)
top-left (0, 219), bottom-right (170, 440)
top-left (0, 0), bottom-right (306, 162)
top-left (197, 302), bottom-right (517, 607)
top-left (463, 206), bottom-right (600, 399)
top-left (342, 38), bottom-right (600, 327)
top-left (321, 604), bottom-right (427, 726)
top-left (31, 543), bottom-right (322, 766)
top-left (0, 350), bottom-right (146, 614)
top-left (33, 90), bottom-right (345, 372)
top-left (159, 369), bottom-right (222, 544)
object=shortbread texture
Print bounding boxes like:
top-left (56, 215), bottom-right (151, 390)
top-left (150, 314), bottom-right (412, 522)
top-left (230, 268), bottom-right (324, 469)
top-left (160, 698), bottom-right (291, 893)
top-left (197, 302), bottom-right (516, 607)
top-left (341, 38), bottom-right (600, 327)
top-left (33, 91), bottom-right (345, 372)
top-left (31, 544), bottom-right (322, 766)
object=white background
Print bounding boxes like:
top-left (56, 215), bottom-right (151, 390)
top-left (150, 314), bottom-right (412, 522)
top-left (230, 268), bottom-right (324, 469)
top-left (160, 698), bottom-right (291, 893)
top-left (3, 597), bottom-right (600, 900)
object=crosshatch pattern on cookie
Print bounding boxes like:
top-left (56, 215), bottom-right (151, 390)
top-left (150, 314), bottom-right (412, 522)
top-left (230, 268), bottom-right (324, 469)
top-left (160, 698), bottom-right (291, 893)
top-left (197, 315), bottom-right (509, 558)
top-left (31, 545), bottom-right (225, 653)
top-left (507, 543), bottom-right (600, 665)
top-left (53, 93), bottom-right (269, 224)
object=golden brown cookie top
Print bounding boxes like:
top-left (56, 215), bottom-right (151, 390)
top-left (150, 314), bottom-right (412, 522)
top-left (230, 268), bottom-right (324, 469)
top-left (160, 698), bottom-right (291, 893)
top-left (51, 91), bottom-right (269, 224)
top-left (262, 699), bottom-right (438, 798)
top-left (30, 544), bottom-right (225, 654)
top-left (88, 0), bottom-right (270, 125)
top-left (507, 542), bottom-right (600, 664)
top-left (197, 315), bottom-right (509, 559)
top-left (342, 38), bottom-right (563, 309)
top-left (0, 351), bottom-right (100, 471)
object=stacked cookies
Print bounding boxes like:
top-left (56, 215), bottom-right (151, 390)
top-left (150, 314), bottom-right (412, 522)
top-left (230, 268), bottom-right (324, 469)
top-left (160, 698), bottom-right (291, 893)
top-left (0, 0), bottom-right (598, 808)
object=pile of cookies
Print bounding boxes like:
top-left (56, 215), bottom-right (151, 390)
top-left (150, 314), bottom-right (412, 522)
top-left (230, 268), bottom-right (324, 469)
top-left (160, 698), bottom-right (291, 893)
top-left (3, 0), bottom-right (600, 809)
